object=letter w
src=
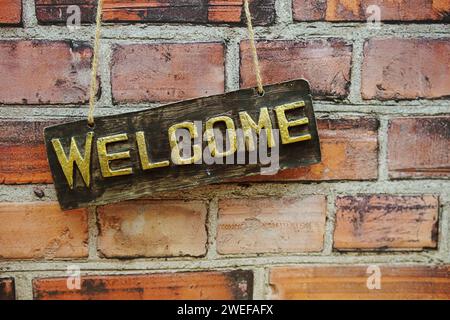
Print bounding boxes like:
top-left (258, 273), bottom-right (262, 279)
top-left (51, 133), bottom-right (93, 189)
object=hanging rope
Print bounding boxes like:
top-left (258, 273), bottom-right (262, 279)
top-left (87, 0), bottom-right (104, 126)
top-left (243, 0), bottom-right (264, 95)
top-left (87, 0), bottom-right (263, 126)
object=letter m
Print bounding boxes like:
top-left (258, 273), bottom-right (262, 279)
top-left (51, 133), bottom-right (93, 189)
top-left (239, 108), bottom-right (275, 151)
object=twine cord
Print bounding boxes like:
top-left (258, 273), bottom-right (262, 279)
top-left (243, 0), bottom-right (264, 95)
top-left (87, 0), bottom-right (104, 126)
top-left (87, 0), bottom-right (264, 125)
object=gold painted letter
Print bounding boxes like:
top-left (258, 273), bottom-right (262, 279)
top-left (205, 116), bottom-right (237, 158)
top-left (168, 122), bottom-right (202, 165)
top-left (275, 101), bottom-right (312, 144)
top-left (239, 108), bottom-right (275, 151)
top-left (136, 131), bottom-right (169, 170)
top-left (97, 134), bottom-right (133, 178)
top-left (52, 132), bottom-right (93, 189)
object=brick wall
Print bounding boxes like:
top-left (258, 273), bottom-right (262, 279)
top-left (0, 0), bottom-right (449, 300)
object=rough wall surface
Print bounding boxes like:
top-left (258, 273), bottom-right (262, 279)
top-left (0, 0), bottom-right (449, 300)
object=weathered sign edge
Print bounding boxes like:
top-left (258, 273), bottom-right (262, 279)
top-left (43, 78), bottom-right (321, 209)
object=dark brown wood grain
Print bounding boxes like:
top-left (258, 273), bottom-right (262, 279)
top-left (35, 0), bottom-right (276, 25)
top-left (44, 79), bottom-right (321, 210)
top-left (45, 80), bottom-right (321, 209)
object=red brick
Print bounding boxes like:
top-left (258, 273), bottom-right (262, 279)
top-left (362, 38), bottom-right (450, 100)
top-left (0, 0), bottom-right (21, 25)
top-left (242, 117), bottom-right (379, 182)
top-left (270, 265), bottom-right (450, 299)
top-left (217, 196), bottom-right (327, 254)
top-left (35, 0), bottom-right (275, 25)
top-left (0, 40), bottom-right (93, 104)
top-left (293, 0), bottom-right (450, 22)
top-left (111, 42), bottom-right (225, 103)
top-left (388, 117), bottom-right (450, 179)
top-left (33, 270), bottom-right (253, 300)
top-left (240, 39), bottom-right (352, 99)
top-left (35, 0), bottom-right (96, 24)
top-left (97, 200), bottom-right (207, 258)
top-left (334, 195), bottom-right (439, 250)
top-left (0, 278), bottom-right (15, 300)
top-left (0, 202), bottom-right (88, 259)
top-left (292, 0), bottom-right (327, 21)
top-left (0, 119), bottom-right (68, 184)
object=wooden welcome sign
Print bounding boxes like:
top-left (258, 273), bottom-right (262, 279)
top-left (44, 79), bottom-right (321, 210)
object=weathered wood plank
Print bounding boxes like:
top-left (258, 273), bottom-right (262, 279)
top-left (44, 79), bottom-right (321, 210)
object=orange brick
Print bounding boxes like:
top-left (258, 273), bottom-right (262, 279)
top-left (0, 40), bottom-right (93, 104)
top-left (208, 0), bottom-right (243, 23)
top-left (242, 117), bottom-right (379, 182)
top-left (270, 265), bottom-right (450, 300)
top-left (111, 43), bottom-right (225, 103)
top-left (388, 117), bottom-right (450, 179)
top-left (217, 196), bottom-right (327, 254)
top-left (0, 278), bottom-right (15, 300)
top-left (0, 202), bottom-right (88, 259)
top-left (293, 0), bottom-right (450, 22)
top-left (97, 200), bottom-right (207, 258)
top-left (0, 0), bottom-right (21, 25)
top-left (240, 39), bottom-right (352, 99)
top-left (206, 0), bottom-right (275, 25)
top-left (33, 270), bottom-right (253, 300)
top-left (362, 38), bottom-right (450, 100)
top-left (334, 195), bottom-right (439, 250)
top-left (0, 119), bottom-right (66, 184)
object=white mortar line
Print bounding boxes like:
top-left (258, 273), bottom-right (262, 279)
top-left (21, 0), bottom-right (37, 28)
top-left (1, 255), bottom-right (443, 274)
top-left (377, 116), bottom-right (389, 181)
top-left (348, 37), bottom-right (364, 104)
top-left (14, 274), bottom-right (33, 300)
top-left (251, 268), bottom-right (266, 299)
top-left (322, 192), bottom-right (336, 255)
top-left (224, 39), bottom-right (241, 92)
top-left (1, 180), bottom-right (450, 202)
top-left (88, 207), bottom-right (100, 260)
top-left (275, 0), bottom-right (294, 25)
top-left (206, 198), bottom-right (219, 260)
